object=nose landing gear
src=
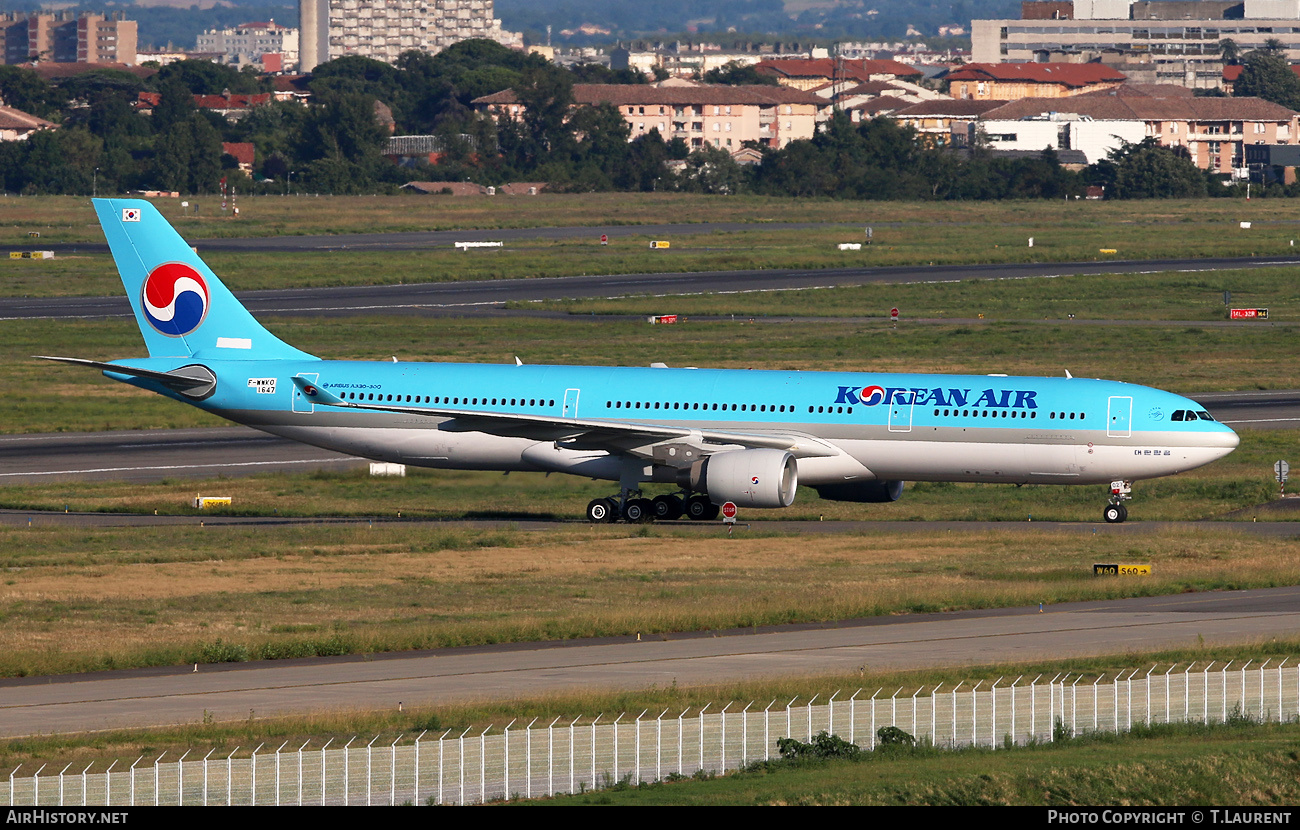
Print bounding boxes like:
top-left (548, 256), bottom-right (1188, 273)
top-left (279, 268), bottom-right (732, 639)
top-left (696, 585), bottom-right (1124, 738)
top-left (1103, 480), bottom-right (1132, 524)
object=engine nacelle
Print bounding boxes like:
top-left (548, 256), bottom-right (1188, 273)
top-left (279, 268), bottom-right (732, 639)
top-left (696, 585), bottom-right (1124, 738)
top-left (813, 480), bottom-right (905, 503)
top-left (691, 449), bottom-right (798, 508)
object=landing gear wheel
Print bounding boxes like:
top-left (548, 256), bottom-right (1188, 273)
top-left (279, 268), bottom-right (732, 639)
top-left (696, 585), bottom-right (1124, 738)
top-left (685, 495), bottom-right (719, 521)
top-left (652, 495), bottom-right (684, 521)
top-left (1103, 503), bottom-right (1127, 524)
top-left (623, 498), bottom-right (654, 523)
top-left (587, 498), bottom-right (617, 524)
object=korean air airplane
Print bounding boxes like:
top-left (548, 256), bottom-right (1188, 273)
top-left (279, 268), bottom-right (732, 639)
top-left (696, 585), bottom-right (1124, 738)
top-left (42, 199), bottom-right (1240, 524)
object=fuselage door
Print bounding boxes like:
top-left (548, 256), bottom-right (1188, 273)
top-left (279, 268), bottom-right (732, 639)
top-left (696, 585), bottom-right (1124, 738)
top-left (292, 372), bottom-right (319, 414)
top-left (888, 390), bottom-right (915, 433)
top-left (562, 388), bottom-right (580, 420)
top-left (1107, 396), bottom-right (1132, 438)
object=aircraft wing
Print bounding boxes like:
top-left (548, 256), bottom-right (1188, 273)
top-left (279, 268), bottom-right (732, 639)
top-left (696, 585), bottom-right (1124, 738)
top-left (291, 376), bottom-right (838, 459)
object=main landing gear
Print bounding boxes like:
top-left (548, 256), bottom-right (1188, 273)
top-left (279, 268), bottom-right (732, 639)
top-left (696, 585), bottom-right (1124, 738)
top-left (586, 490), bottom-right (720, 523)
top-left (1103, 479), bottom-right (1132, 524)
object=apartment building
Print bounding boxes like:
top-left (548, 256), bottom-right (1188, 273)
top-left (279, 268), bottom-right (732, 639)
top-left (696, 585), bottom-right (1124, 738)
top-left (299, 0), bottom-right (521, 72)
top-left (979, 89), bottom-right (1299, 173)
top-left (473, 82), bottom-right (826, 150)
top-left (0, 11), bottom-right (136, 65)
top-left (973, 0), bottom-right (1300, 88)
top-left (944, 62), bottom-right (1127, 99)
top-left (196, 20), bottom-right (299, 71)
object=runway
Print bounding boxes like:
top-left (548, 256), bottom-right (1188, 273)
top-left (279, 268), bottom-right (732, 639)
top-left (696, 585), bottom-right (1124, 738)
top-left (1, 586), bottom-right (1296, 738)
top-left (5, 254), bottom-right (1300, 322)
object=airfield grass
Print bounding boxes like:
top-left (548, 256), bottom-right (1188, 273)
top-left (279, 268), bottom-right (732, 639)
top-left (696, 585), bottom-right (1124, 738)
top-left (4, 192), bottom-right (1300, 245)
top-left (0, 522), bottom-right (1295, 681)
top-left (4, 195), bottom-right (1300, 298)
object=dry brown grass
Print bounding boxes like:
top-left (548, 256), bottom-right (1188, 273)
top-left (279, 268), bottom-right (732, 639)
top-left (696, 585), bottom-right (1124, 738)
top-left (0, 523), bottom-right (1296, 678)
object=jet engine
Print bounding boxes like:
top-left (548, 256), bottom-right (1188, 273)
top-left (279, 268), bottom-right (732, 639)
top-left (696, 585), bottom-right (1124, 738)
top-left (683, 449), bottom-right (798, 508)
top-left (812, 479), bottom-right (905, 503)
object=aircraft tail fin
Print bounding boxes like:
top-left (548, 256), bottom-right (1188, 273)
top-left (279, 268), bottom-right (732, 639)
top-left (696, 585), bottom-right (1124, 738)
top-left (93, 198), bottom-right (315, 360)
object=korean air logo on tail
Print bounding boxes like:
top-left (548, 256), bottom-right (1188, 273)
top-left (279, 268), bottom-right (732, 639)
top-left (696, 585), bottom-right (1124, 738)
top-left (141, 262), bottom-right (209, 337)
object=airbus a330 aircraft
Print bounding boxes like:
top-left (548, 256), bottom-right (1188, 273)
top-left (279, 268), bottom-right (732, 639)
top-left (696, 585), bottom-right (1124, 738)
top-left (44, 199), bottom-right (1239, 524)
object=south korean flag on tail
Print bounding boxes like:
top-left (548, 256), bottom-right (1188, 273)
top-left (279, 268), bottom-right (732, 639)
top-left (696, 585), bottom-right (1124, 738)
top-left (121, 208), bottom-right (141, 222)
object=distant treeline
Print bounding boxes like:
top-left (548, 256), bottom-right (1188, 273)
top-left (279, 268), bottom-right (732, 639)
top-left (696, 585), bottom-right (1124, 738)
top-left (0, 40), bottom-right (1280, 199)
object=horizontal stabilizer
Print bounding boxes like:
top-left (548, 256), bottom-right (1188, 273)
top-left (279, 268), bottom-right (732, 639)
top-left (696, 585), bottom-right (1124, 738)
top-left (37, 355), bottom-right (217, 397)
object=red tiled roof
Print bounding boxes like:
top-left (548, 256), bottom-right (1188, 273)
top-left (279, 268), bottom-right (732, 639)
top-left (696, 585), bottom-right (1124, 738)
top-left (852, 95), bottom-right (910, 114)
top-left (944, 62), bottom-right (1126, 87)
top-left (981, 95), bottom-right (1298, 121)
top-left (754, 58), bottom-right (922, 81)
top-left (894, 99), bottom-right (1009, 117)
top-left (27, 62), bottom-right (156, 81)
top-left (1223, 64), bottom-right (1300, 82)
top-left (192, 93), bottom-right (271, 110)
top-left (0, 104), bottom-right (55, 132)
top-left (221, 142), bottom-right (254, 166)
top-left (1076, 83), bottom-right (1195, 98)
top-left (474, 83), bottom-right (824, 107)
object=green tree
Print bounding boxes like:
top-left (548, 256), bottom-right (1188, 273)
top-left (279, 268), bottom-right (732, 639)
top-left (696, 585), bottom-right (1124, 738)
top-left (1233, 52), bottom-right (1300, 109)
top-left (1218, 38), bottom-right (1242, 64)
top-left (702, 61), bottom-right (779, 86)
top-left (1106, 138), bottom-right (1206, 199)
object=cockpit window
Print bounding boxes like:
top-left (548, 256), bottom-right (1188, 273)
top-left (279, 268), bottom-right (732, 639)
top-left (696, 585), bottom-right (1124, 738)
top-left (1196, 410), bottom-right (1214, 421)
top-left (1171, 410), bottom-right (1184, 421)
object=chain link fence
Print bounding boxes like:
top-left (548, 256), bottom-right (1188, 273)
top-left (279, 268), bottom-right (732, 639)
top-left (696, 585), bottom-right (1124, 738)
top-left (6, 659), bottom-right (1297, 806)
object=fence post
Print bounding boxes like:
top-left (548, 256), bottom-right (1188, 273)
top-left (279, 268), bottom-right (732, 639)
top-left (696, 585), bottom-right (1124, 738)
top-left (676, 710), bottom-right (686, 775)
top-left (889, 689), bottom-right (900, 738)
top-left (763, 700), bottom-right (776, 761)
top-left (295, 741), bottom-right (308, 806)
top-left (523, 722), bottom-right (533, 801)
top-left (633, 711), bottom-right (644, 785)
top-left (176, 750), bottom-right (190, 806)
top-left (457, 728), bottom-right (470, 805)
top-left (317, 739), bottom-right (331, 807)
top-left (849, 690), bottom-right (860, 746)
top-left (1165, 665), bottom-right (1175, 725)
top-left (807, 694), bottom-right (818, 742)
top-left (104, 761), bottom-right (115, 808)
top-left (342, 737), bottom-right (355, 807)
top-left (930, 684), bottom-right (942, 746)
top-left (390, 735), bottom-right (401, 806)
top-left (273, 742), bottom-right (285, 806)
top-left (502, 721), bottom-right (513, 802)
top-left (588, 716), bottom-right (598, 793)
top-left (911, 687), bottom-right (921, 742)
top-left (58, 764), bottom-right (69, 807)
top-left (547, 718), bottom-right (558, 795)
top-left (249, 744), bottom-right (262, 806)
top-left (152, 753), bottom-right (164, 807)
top-left (223, 748), bottom-right (237, 807)
top-left (741, 702), bottom-right (753, 765)
top-left (828, 691), bottom-right (839, 738)
top-left (567, 718), bottom-right (579, 797)
top-left (1242, 661), bottom-right (1253, 720)
top-left (699, 705), bottom-right (711, 773)
top-left (33, 764), bottom-right (44, 807)
top-left (948, 684), bottom-right (959, 749)
top-left (1260, 660), bottom-right (1271, 720)
top-left (987, 681), bottom-right (998, 749)
top-left (1072, 676), bottom-right (1082, 737)
top-left (656, 709), bottom-right (667, 782)
top-left (1203, 663), bottom-right (1212, 724)
top-left (610, 714), bottom-right (622, 785)
top-left (479, 726), bottom-right (491, 804)
top-left (413, 731), bottom-right (425, 806)
top-left (719, 703), bottom-right (731, 773)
